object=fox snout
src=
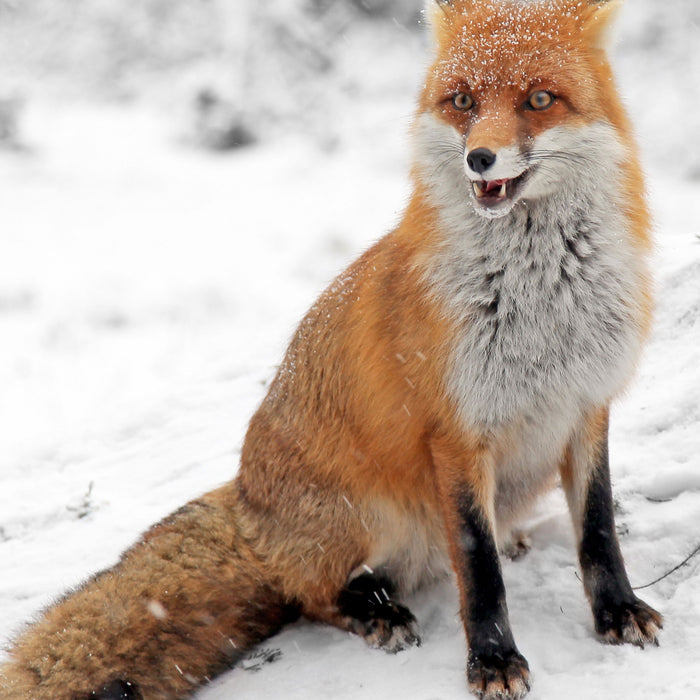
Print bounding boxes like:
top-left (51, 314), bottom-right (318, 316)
top-left (463, 144), bottom-right (530, 218)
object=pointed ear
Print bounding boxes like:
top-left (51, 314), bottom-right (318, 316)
top-left (423, 0), bottom-right (460, 43)
top-left (582, 0), bottom-right (624, 51)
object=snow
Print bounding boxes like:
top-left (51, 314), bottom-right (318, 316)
top-left (1, 3), bottom-right (700, 699)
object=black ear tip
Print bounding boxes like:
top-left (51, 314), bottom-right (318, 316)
top-left (92, 680), bottom-right (142, 700)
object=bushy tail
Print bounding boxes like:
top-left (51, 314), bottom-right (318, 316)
top-left (0, 484), bottom-right (297, 700)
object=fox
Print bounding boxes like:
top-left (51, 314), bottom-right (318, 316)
top-left (0, 1), bottom-right (662, 699)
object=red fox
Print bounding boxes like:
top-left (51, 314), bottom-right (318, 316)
top-left (0, 1), bottom-right (662, 699)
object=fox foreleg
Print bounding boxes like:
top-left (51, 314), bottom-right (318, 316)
top-left (431, 434), bottom-right (530, 700)
top-left (560, 408), bottom-right (663, 647)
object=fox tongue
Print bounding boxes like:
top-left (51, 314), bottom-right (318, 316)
top-left (484, 179), bottom-right (507, 194)
top-left (473, 179), bottom-right (508, 199)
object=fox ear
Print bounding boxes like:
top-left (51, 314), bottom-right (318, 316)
top-left (424, 0), bottom-right (456, 14)
top-left (423, 0), bottom-right (463, 42)
top-left (582, 0), bottom-right (624, 51)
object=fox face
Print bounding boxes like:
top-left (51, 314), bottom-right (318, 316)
top-left (417, 0), bottom-right (627, 218)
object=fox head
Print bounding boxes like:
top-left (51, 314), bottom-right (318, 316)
top-left (415, 0), bottom-right (631, 219)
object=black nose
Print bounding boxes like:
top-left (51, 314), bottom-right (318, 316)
top-left (467, 148), bottom-right (497, 174)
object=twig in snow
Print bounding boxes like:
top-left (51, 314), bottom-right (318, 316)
top-left (633, 541), bottom-right (700, 591)
top-left (66, 481), bottom-right (95, 519)
top-left (572, 542), bottom-right (700, 591)
top-left (241, 648), bottom-right (282, 672)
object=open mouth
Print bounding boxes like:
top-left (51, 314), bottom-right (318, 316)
top-left (470, 170), bottom-right (530, 212)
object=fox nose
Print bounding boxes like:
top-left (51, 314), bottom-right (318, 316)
top-left (467, 148), bottom-right (497, 174)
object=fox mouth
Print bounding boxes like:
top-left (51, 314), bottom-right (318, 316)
top-left (470, 170), bottom-right (530, 215)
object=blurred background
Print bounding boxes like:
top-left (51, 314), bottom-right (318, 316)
top-left (0, 0), bottom-right (698, 168)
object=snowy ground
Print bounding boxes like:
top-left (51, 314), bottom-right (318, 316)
top-left (1, 13), bottom-right (700, 700)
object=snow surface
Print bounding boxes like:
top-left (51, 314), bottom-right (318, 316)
top-left (1, 5), bottom-right (700, 700)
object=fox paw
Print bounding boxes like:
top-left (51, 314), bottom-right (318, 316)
top-left (346, 601), bottom-right (421, 653)
top-left (467, 649), bottom-right (530, 700)
top-left (337, 572), bottom-right (421, 653)
top-left (500, 530), bottom-right (532, 561)
top-left (596, 597), bottom-right (663, 648)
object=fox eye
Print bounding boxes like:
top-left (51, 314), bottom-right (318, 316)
top-left (452, 92), bottom-right (474, 111)
top-left (527, 90), bottom-right (555, 111)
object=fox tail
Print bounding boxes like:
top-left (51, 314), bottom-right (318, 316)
top-left (0, 484), bottom-right (297, 700)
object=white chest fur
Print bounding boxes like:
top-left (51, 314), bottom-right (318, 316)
top-left (438, 202), bottom-right (644, 428)
top-left (417, 118), bottom-right (649, 438)
top-left (428, 195), bottom-right (648, 534)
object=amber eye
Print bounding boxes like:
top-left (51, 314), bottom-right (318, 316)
top-left (452, 92), bottom-right (474, 111)
top-left (527, 90), bottom-right (555, 111)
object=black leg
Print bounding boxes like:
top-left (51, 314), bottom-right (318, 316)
top-left (455, 488), bottom-right (530, 700)
top-left (561, 411), bottom-right (662, 647)
top-left (578, 431), bottom-right (662, 645)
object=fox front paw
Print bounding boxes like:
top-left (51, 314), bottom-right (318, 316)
top-left (467, 649), bottom-right (530, 700)
top-left (595, 596), bottom-right (663, 648)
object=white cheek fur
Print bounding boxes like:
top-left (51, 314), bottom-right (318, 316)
top-left (521, 124), bottom-right (629, 201)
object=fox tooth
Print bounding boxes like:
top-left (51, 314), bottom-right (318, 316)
top-left (473, 182), bottom-right (484, 197)
top-left (499, 182), bottom-right (507, 197)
